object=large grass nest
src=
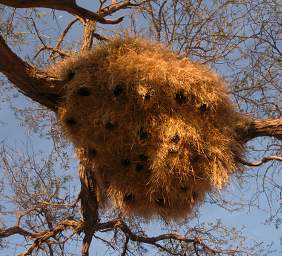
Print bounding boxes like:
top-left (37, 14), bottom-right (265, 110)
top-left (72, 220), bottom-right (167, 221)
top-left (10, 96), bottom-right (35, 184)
top-left (52, 37), bottom-right (244, 220)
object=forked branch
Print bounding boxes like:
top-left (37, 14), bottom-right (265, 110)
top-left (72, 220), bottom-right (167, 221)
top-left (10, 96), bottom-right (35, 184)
top-left (19, 220), bottom-right (82, 256)
top-left (1, 217), bottom-right (220, 256)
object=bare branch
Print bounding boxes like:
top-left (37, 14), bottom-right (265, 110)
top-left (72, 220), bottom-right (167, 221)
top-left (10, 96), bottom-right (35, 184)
top-left (19, 219), bottom-right (82, 256)
top-left (0, 34), bottom-right (66, 111)
top-left (48, 17), bottom-right (80, 60)
top-left (80, 1), bottom-right (147, 50)
top-left (121, 236), bottom-right (129, 256)
top-left (55, 18), bottom-right (80, 49)
top-left (95, 218), bottom-right (217, 255)
top-left (0, 226), bottom-right (37, 239)
top-left (34, 45), bottom-right (71, 60)
top-left (30, 17), bottom-right (72, 59)
top-left (98, 219), bottom-right (191, 244)
top-left (239, 156), bottom-right (282, 167)
top-left (99, 0), bottom-right (147, 17)
top-left (0, 0), bottom-right (124, 24)
top-left (237, 118), bottom-right (282, 142)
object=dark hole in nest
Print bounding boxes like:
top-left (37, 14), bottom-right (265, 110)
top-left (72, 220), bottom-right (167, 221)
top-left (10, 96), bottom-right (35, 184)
top-left (168, 148), bottom-right (178, 154)
top-left (77, 87), bottom-right (91, 96)
top-left (139, 154), bottom-right (149, 161)
top-left (155, 198), bottom-right (165, 207)
top-left (121, 159), bottom-right (131, 166)
top-left (124, 193), bottom-right (134, 203)
top-left (113, 84), bottom-right (123, 97)
top-left (175, 90), bottom-right (187, 104)
top-left (65, 117), bottom-right (77, 127)
top-left (135, 164), bottom-right (144, 172)
top-left (138, 127), bottom-right (149, 140)
top-left (89, 148), bottom-right (97, 157)
top-left (199, 103), bottom-right (207, 113)
top-left (171, 134), bottom-right (180, 144)
top-left (144, 93), bottom-right (151, 101)
top-left (67, 70), bottom-right (75, 81)
top-left (180, 185), bottom-right (188, 192)
top-left (105, 122), bottom-right (115, 130)
top-left (190, 153), bottom-right (201, 162)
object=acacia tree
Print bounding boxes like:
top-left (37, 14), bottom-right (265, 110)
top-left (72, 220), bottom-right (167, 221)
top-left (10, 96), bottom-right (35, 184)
top-left (0, 0), bottom-right (281, 255)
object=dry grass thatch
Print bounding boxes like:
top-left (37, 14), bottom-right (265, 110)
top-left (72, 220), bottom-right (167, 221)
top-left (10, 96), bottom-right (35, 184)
top-left (51, 37), bottom-right (244, 219)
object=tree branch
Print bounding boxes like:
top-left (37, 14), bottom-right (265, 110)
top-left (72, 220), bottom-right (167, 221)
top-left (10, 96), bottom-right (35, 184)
top-left (99, 0), bottom-right (146, 17)
top-left (237, 118), bottom-right (282, 142)
top-left (96, 218), bottom-right (216, 255)
top-left (0, 34), bottom-right (65, 111)
top-left (81, 20), bottom-right (96, 52)
top-left (0, 0), bottom-right (123, 24)
top-left (0, 226), bottom-right (37, 239)
top-left (0, 216), bottom-right (235, 256)
top-left (19, 219), bottom-right (82, 256)
top-left (238, 156), bottom-right (282, 167)
top-left (48, 18), bottom-right (79, 60)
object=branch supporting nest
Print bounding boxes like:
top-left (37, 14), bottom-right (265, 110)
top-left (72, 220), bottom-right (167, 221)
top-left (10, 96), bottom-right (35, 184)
top-left (0, 34), bottom-right (66, 111)
top-left (238, 118), bottom-right (282, 142)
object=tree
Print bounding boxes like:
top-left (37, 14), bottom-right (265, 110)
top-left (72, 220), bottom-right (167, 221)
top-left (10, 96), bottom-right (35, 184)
top-left (0, 0), bottom-right (281, 255)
